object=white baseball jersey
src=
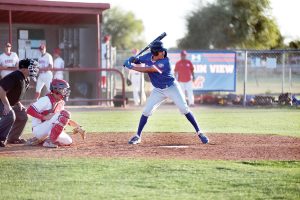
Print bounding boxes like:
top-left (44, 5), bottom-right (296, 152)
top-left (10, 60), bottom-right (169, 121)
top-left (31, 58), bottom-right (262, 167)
top-left (36, 52), bottom-right (53, 92)
top-left (31, 95), bottom-right (65, 127)
top-left (38, 52), bottom-right (53, 69)
top-left (30, 94), bottom-right (71, 145)
top-left (129, 63), bottom-right (146, 105)
top-left (53, 56), bottom-right (64, 79)
top-left (0, 52), bottom-right (19, 78)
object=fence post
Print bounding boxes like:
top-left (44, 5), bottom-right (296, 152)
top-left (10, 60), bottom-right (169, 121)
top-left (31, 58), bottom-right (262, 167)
top-left (289, 66), bottom-right (292, 93)
top-left (282, 52), bottom-right (285, 94)
top-left (243, 50), bottom-right (248, 107)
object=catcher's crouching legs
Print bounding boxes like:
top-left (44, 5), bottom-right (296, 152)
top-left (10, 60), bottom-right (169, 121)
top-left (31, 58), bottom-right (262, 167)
top-left (56, 132), bottom-right (72, 146)
top-left (48, 110), bottom-right (71, 146)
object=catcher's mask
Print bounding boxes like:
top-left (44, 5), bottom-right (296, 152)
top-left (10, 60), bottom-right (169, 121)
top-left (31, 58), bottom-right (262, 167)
top-left (50, 79), bottom-right (71, 101)
top-left (19, 58), bottom-right (39, 82)
top-left (150, 40), bottom-right (167, 57)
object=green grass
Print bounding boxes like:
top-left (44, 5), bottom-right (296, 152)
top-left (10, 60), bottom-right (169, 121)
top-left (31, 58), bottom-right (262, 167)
top-left (0, 158), bottom-right (299, 200)
top-left (2, 106), bottom-right (300, 199)
top-left (23, 106), bottom-right (300, 137)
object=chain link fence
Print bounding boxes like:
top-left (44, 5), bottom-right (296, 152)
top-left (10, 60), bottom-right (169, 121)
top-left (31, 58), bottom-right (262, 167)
top-left (236, 50), bottom-right (300, 106)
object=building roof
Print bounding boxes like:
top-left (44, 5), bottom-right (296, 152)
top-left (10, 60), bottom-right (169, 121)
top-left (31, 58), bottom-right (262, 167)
top-left (0, 0), bottom-right (110, 24)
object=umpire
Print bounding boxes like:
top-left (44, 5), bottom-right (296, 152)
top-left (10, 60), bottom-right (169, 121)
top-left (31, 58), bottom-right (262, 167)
top-left (0, 58), bottom-right (39, 147)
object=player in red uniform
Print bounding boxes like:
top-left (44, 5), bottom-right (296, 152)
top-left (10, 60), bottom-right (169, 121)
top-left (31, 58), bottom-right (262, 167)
top-left (174, 50), bottom-right (195, 106)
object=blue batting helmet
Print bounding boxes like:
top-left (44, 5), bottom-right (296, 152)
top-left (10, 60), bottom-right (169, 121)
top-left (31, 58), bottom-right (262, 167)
top-left (150, 40), bottom-right (167, 55)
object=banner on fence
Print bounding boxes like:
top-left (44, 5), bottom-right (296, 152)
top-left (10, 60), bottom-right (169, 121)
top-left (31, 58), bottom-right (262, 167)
top-left (168, 51), bottom-right (236, 92)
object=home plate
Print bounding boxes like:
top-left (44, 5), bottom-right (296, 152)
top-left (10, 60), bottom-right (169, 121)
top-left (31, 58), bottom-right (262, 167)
top-left (160, 145), bottom-right (189, 148)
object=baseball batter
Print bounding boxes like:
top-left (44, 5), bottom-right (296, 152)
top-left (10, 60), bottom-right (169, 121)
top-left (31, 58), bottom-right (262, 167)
top-left (26, 79), bottom-right (83, 148)
top-left (0, 42), bottom-right (19, 78)
top-left (123, 40), bottom-right (209, 145)
top-left (35, 44), bottom-right (53, 100)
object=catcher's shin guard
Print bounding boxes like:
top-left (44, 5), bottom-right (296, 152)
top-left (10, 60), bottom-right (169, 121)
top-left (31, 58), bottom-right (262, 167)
top-left (49, 110), bottom-right (70, 142)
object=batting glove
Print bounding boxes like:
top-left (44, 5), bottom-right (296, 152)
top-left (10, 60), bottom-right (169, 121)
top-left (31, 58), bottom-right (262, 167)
top-left (123, 59), bottom-right (133, 69)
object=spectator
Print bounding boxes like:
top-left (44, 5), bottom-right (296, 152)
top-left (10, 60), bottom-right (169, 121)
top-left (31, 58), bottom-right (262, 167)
top-left (174, 50), bottom-right (195, 106)
top-left (35, 44), bottom-right (53, 100)
top-left (53, 48), bottom-right (65, 80)
top-left (0, 42), bottom-right (19, 79)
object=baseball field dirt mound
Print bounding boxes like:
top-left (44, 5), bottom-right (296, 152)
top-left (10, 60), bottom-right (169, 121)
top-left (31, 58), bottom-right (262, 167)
top-left (0, 133), bottom-right (299, 160)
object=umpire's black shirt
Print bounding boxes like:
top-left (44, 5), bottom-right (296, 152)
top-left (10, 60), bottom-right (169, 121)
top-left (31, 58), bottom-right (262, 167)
top-left (0, 70), bottom-right (30, 106)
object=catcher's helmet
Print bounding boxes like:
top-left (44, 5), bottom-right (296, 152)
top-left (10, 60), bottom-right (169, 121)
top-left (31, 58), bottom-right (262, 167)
top-left (50, 79), bottom-right (71, 101)
top-left (19, 58), bottom-right (39, 82)
top-left (150, 40), bottom-right (167, 56)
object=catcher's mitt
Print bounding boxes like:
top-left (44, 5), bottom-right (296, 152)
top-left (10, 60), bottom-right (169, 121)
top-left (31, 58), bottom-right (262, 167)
top-left (72, 126), bottom-right (86, 140)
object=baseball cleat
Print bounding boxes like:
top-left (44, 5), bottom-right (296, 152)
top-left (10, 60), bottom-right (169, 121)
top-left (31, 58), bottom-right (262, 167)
top-left (197, 132), bottom-right (209, 144)
top-left (0, 141), bottom-right (6, 147)
top-left (7, 138), bottom-right (27, 144)
top-left (128, 135), bottom-right (141, 145)
top-left (25, 137), bottom-right (43, 146)
top-left (42, 138), bottom-right (58, 148)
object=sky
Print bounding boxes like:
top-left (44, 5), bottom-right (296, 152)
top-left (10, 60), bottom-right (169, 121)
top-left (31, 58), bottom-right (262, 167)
top-left (53, 0), bottom-right (300, 48)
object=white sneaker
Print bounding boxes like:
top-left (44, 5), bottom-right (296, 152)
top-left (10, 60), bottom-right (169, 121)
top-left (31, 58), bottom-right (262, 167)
top-left (43, 139), bottom-right (58, 148)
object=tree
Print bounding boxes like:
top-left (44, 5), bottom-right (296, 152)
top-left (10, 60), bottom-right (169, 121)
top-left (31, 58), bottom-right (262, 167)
top-left (103, 7), bottom-right (146, 50)
top-left (178, 0), bottom-right (283, 50)
top-left (289, 40), bottom-right (300, 49)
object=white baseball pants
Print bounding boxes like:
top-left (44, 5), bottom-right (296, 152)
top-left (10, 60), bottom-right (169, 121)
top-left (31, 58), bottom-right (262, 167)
top-left (32, 112), bottom-right (72, 145)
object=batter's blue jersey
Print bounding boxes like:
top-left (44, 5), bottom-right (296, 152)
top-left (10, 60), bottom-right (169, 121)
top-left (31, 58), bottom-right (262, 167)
top-left (139, 53), bottom-right (175, 89)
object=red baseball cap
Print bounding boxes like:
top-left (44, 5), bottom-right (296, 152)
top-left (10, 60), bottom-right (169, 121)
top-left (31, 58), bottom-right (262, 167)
top-left (53, 48), bottom-right (61, 55)
top-left (181, 50), bottom-right (187, 55)
top-left (103, 35), bottom-right (111, 43)
top-left (39, 44), bottom-right (46, 50)
top-left (5, 42), bottom-right (12, 47)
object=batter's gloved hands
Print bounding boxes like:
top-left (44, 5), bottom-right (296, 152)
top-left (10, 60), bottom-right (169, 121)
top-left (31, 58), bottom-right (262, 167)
top-left (129, 56), bottom-right (141, 64)
top-left (128, 56), bottom-right (135, 62)
top-left (123, 59), bottom-right (133, 69)
top-left (72, 126), bottom-right (86, 140)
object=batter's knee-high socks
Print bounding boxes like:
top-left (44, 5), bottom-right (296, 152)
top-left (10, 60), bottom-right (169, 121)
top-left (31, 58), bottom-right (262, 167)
top-left (185, 112), bottom-right (200, 132)
top-left (137, 115), bottom-right (148, 137)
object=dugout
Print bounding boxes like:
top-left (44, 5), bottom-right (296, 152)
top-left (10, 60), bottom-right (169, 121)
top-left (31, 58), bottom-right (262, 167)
top-left (0, 0), bottom-right (110, 103)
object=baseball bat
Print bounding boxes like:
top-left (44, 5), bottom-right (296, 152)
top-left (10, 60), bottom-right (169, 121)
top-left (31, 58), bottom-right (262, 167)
top-left (134, 32), bottom-right (167, 58)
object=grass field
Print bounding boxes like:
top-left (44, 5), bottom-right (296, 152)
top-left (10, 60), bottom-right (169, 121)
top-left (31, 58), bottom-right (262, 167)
top-left (1, 106), bottom-right (300, 200)
top-left (35, 106), bottom-right (299, 136)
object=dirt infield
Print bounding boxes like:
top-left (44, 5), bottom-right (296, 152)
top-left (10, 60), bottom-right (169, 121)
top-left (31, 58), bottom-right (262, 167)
top-left (0, 133), bottom-right (299, 161)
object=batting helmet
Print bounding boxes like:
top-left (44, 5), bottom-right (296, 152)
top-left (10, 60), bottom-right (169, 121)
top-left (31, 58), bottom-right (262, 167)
top-left (19, 58), bottom-right (39, 82)
top-left (150, 40), bottom-right (167, 56)
top-left (50, 79), bottom-right (71, 101)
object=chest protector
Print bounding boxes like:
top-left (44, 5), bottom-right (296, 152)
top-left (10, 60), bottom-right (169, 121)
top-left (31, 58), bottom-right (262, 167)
top-left (41, 93), bottom-right (64, 115)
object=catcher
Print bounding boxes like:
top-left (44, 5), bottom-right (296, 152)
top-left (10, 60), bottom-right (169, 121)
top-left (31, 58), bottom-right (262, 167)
top-left (26, 79), bottom-right (86, 148)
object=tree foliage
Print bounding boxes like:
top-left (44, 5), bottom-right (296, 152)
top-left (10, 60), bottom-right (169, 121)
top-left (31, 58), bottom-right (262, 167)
top-left (288, 40), bottom-right (300, 49)
top-left (103, 7), bottom-right (146, 50)
top-left (178, 0), bottom-right (283, 50)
